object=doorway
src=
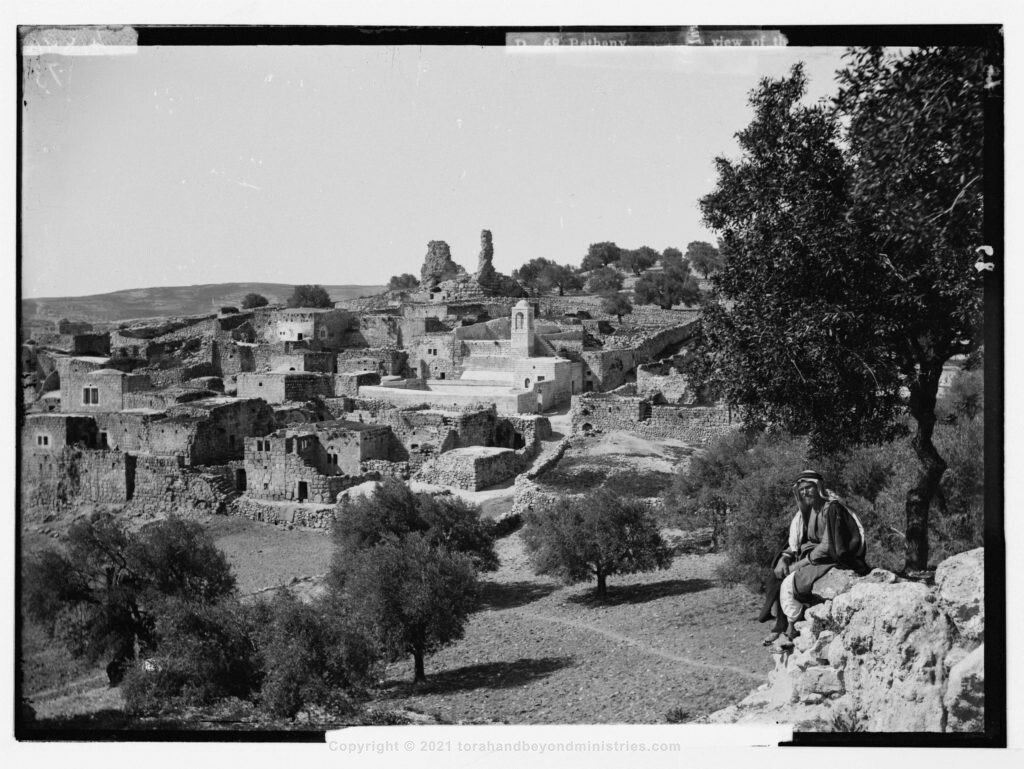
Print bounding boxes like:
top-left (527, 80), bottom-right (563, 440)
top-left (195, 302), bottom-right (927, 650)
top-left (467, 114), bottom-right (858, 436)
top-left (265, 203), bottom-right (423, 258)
top-left (297, 480), bottom-right (308, 501)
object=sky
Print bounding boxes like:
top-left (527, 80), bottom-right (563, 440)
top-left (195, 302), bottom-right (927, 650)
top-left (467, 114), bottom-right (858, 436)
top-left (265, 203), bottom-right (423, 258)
top-left (21, 43), bottom-right (851, 298)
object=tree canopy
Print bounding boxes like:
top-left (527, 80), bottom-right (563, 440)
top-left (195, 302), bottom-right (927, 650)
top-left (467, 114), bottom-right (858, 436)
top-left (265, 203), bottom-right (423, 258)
top-left (585, 266), bottom-right (624, 295)
top-left (661, 247), bottom-right (685, 272)
top-left (286, 284), bottom-right (333, 308)
top-left (600, 292), bottom-right (633, 322)
top-left (696, 48), bottom-right (990, 570)
top-left (24, 515), bottom-right (236, 683)
top-left (580, 242), bottom-right (622, 272)
top-left (634, 264), bottom-right (701, 310)
top-left (328, 479), bottom-right (497, 682)
top-left (387, 273), bottom-right (420, 291)
top-left (685, 241), bottom-right (724, 278)
top-left (619, 246), bottom-right (659, 276)
top-left (343, 533), bottom-right (478, 683)
top-left (513, 258), bottom-right (583, 297)
top-left (522, 489), bottom-right (672, 596)
top-left (241, 293), bottom-right (269, 309)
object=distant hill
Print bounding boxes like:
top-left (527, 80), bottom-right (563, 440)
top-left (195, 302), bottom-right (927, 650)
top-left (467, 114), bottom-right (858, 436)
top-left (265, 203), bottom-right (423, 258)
top-left (20, 283), bottom-right (386, 325)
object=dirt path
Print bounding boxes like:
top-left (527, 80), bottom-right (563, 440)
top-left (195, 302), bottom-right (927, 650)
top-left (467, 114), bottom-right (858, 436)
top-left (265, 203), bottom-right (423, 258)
top-left (509, 608), bottom-right (765, 681)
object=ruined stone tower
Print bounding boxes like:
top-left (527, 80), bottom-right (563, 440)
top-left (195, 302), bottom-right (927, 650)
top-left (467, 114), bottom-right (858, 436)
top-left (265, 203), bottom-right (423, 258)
top-left (510, 299), bottom-right (534, 358)
top-left (476, 229), bottom-right (498, 289)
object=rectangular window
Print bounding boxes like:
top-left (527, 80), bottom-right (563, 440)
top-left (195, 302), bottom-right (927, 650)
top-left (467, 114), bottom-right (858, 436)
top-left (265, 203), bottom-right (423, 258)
top-left (36, 434), bottom-right (49, 446)
top-left (82, 387), bottom-right (99, 405)
top-left (537, 376), bottom-right (545, 382)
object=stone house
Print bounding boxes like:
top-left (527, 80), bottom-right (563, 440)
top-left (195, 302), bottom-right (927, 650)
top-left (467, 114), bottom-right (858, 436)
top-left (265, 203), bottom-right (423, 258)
top-left (58, 358), bottom-right (156, 413)
top-left (273, 307), bottom-right (353, 351)
top-left (235, 371), bottom-right (335, 403)
top-left (240, 420), bottom-right (392, 502)
top-left (93, 397), bottom-right (276, 465)
top-left (22, 413), bottom-right (99, 452)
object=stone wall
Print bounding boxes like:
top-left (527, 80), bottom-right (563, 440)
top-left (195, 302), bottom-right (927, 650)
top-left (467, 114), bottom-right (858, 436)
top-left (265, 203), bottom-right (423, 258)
top-left (21, 448), bottom-right (131, 511)
top-left (71, 333), bottom-right (111, 357)
top-left (269, 351), bottom-right (336, 374)
top-left (356, 384), bottom-right (534, 414)
top-left (232, 496), bottom-right (339, 531)
top-left (706, 549), bottom-right (985, 733)
top-left (212, 340), bottom-right (256, 377)
top-left (639, 404), bottom-right (736, 446)
top-left (415, 446), bottom-right (518, 491)
top-left (571, 394), bottom-right (649, 432)
top-left (570, 394), bottom-right (735, 447)
top-left (124, 456), bottom-right (235, 518)
top-left (636, 360), bottom-right (696, 403)
top-left (336, 347), bottom-right (407, 376)
top-left (580, 349), bottom-right (636, 392)
top-left (332, 371), bottom-right (380, 397)
top-left (349, 314), bottom-right (404, 348)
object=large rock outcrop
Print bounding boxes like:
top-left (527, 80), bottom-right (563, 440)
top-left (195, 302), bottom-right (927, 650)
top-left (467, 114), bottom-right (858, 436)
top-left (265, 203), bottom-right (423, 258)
top-left (706, 548), bottom-right (985, 732)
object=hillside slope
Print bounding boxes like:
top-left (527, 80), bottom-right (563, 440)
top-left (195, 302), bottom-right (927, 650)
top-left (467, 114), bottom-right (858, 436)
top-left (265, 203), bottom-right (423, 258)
top-left (21, 282), bottom-right (385, 324)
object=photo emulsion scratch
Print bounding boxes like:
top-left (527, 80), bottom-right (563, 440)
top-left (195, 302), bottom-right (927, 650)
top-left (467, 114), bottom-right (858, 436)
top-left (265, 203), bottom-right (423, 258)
top-left (15, 24), bottom-right (1002, 748)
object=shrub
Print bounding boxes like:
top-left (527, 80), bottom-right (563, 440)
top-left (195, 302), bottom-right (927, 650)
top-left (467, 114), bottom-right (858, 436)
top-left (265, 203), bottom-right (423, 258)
top-left (253, 591), bottom-right (378, 719)
top-left (122, 598), bottom-right (260, 714)
top-left (667, 411), bottom-right (985, 585)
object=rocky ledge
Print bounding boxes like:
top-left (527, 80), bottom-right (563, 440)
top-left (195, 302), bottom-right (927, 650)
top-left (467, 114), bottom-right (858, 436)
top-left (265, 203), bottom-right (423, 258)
top-left (705, 547), bottom-right (985, 732)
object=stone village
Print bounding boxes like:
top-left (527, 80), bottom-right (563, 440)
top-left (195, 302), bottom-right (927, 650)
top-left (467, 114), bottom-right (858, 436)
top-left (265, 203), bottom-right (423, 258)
top-left (20, 231), bottom-right (737, 530)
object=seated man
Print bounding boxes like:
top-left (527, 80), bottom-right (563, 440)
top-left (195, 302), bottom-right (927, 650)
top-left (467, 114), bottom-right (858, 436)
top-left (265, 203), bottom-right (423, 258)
top-left (771, 470), bottom-right (869, 644)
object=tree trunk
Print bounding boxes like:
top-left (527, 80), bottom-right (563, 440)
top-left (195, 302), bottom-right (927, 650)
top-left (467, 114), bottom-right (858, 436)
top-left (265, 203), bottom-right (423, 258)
top-left (413, 647), bottom-right (426, 684)
top-left (904, 361), bottom-right (948, 572)
top-left (596, 569), bottom-right (607, 596)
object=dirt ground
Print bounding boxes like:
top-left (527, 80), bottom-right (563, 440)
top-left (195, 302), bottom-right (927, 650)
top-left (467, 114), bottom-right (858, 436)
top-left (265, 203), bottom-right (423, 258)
top-left (371, 531), bottom-right (771, 724)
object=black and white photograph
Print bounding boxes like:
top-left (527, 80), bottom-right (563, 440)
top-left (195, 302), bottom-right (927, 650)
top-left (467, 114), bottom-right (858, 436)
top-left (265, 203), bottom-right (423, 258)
top-left (10, 7), bottom-right (1010, 759)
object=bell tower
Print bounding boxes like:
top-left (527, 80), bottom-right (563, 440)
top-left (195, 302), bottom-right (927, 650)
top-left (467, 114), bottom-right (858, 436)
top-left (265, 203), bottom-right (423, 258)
top-left (511, 299), bottom-right (534, 358)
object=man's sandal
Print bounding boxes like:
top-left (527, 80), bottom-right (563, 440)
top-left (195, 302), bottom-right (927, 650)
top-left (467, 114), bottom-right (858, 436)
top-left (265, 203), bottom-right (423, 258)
top-left (762, 632), bottom-right (781, 646)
